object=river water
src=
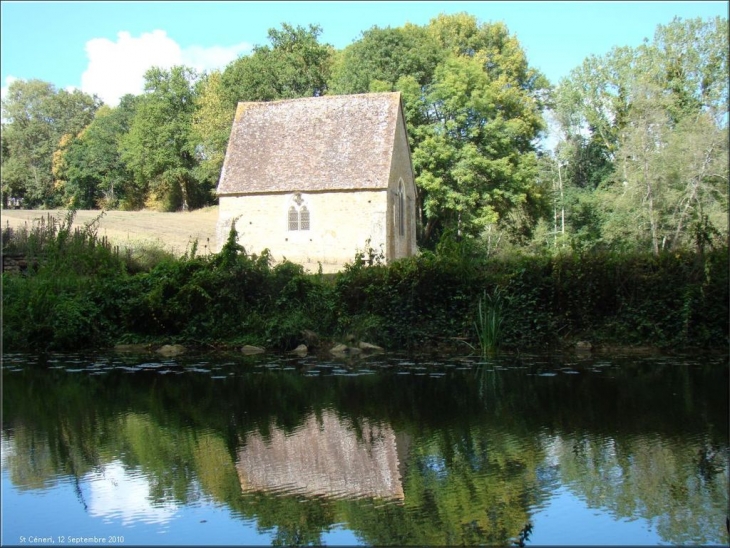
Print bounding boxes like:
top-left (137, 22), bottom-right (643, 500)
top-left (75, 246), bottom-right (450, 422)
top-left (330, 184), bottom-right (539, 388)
top-left (2, 350), bottom-right (728, 546)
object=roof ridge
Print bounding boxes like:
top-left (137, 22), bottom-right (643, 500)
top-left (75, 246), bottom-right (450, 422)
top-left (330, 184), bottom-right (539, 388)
top-left (242, 91), bottom-right (400, 106)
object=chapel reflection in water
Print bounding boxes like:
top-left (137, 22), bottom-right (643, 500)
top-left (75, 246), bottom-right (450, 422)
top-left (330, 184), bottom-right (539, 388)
top-left (236, 410), bottom-right (409, 501)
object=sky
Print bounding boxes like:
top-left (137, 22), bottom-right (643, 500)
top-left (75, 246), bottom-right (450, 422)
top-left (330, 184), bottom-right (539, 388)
top-left (1, 0), bottom-right (728, 107)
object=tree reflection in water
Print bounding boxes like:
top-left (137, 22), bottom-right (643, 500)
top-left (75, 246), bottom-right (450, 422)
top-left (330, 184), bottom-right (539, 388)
top-left (1, 352), bottom-right (728, 545)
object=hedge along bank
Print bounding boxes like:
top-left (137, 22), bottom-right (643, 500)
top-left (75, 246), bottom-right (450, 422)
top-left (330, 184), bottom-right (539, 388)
top-left (2, 217), bottom-right (728, 352)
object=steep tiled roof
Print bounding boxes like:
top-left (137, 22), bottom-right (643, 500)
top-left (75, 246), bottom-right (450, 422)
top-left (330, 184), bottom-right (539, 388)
top-left (216, 92), bottom-right (402, 195)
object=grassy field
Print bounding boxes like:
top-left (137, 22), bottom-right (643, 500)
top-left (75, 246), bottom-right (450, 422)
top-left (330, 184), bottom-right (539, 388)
top-left (2, 207), bottom-right (220, 256)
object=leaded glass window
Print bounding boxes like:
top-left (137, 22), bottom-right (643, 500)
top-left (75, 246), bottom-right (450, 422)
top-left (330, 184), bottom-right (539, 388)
top-left (287, 195), bottom-right (310, 231)
top-left (288, 206), bottom-right (299, 231)
top-left (299, 206), bottom-right (310, 231)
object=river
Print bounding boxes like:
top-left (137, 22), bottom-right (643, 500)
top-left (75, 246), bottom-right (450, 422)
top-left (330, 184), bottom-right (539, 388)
top-left (2, 350), bottom-right (728, 546)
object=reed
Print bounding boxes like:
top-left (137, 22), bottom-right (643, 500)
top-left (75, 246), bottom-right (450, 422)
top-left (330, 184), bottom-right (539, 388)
top-left (474, 286), bottom-right (504, 354)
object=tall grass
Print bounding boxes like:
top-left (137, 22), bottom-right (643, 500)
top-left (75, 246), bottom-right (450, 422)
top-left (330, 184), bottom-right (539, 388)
top-left (3, 210), bottom-right (114, 264)
top-left (474, 286), bottom-right (504, 355)
top-left (2, 210), bottom-right (178, 274)
top-left (2, 211), bottom-right (119, 350)
top-left (1, 210), bottom-right (176, 350)
top-left (2, 212), bottom-right (71, 257)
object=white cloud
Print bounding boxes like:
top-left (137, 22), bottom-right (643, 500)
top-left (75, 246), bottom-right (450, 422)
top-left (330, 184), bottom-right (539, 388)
top-left (81, 30), bottom-right (180, 105)
top-left (80, 30), bottom-right (251, 106)
top-left (1, 75), bottom-right (19, 103)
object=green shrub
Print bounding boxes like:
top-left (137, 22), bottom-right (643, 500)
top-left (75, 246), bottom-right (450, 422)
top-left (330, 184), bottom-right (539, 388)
top-left (3, 211), bottom-right (726, 351)
top-left (2, 211), bottom-right (128, 350)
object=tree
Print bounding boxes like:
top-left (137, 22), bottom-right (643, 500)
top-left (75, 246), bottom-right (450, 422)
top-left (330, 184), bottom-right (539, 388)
top-left (663, 112), bottom-right (728, 251)
top-left (552, 16), bottom-right (728, 253)
top-left (417, 15), bottom-right (549, 246)
top-left (413, 53), bottom-right (541, 242)
top-left (651, 16), bottom-right (728, 125)
top-left (191, 71), bottom-right (234, 193)
top-left (604, 82), bottom-right (728, 253)
top-left (329, 13), bottom-right (549, 248)
top-left (1, 79), bottom-right (100, 207)
top-left (221, 23), bottom-right (334, 106)
top-left (328, 23), bottom-right (442, 95)
top-left (120, 66), bottom-right (207, 211)
top-left (53, 95), bottom-right (139, 209)
top-left (604, 82), bottom-right (675, 254)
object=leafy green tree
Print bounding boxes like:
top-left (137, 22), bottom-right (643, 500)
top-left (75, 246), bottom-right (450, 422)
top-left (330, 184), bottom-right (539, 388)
top-left (329, 13), bottom-right (549, 248)
top-left (552, 16), bottom-right (728, 253)
top-left (120, 66), bottom-right (208, 211)
top-left (191, 71), bottom-right (234, 193)
top-left (553, 46), bottom-right (636, 166)
top-left (414, 54), bottom-right (539, 242)
top-left (417, 16), bottom-right (549, 246)
top-left (664, 113), bottom-right (728, 251)
top-left (604, 82), bottom-right (728, 253)
top-left (651, 16), bottom-right (728, 125)
top-left (604, 81), bottom-right (675, 254)
top-left (221, 23), bottom-right (334, 106)
top-left (328, 23), bottom-right (442, 95)
top-left (53, 95), bottom-right (139, 209)
top-left (2, 133), bottom-right (33, 208)
top-left (1, 79), bottom-right (100, 207)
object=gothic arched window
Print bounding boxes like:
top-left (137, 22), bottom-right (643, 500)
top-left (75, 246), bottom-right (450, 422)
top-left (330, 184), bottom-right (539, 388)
top-left (288, 206), bottom-right (299, 231)
top-left (288, 193), bottom-right (310, 231)
top-left (395, 179), bottom-right (405, 236)
top-left (299, 206), bottom-right (310, 231)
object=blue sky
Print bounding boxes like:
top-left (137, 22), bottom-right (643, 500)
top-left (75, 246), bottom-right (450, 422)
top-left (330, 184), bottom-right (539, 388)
top-left (1, 1), bottom-right (728, 106)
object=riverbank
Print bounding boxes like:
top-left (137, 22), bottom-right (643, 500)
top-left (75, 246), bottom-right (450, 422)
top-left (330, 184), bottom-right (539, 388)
top-left (2, 212), bottom-right (728, 353)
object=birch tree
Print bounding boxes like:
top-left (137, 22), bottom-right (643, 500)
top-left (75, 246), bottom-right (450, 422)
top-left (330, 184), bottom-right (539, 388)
top-left (554, 16), bottom-right (728, 252)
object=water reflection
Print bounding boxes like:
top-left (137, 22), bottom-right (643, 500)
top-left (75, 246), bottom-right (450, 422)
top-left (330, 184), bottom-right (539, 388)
top-left (237, 410), bottom-right (405, 501)
top-left (84, 461), bottom-right (179, 525)
top-left (1, 352), bottom-right (728, 546)
top-left (536, 431), bottom-right (729, 545)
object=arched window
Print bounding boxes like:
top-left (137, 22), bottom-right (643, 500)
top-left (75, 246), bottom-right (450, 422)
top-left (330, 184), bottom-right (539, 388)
top-left (395, 179), bottom-right (405, 236)
top-left (288, 193), bottom-right (310, 231)
top-left (288, 206), bottom-right (299, 231)
top-left (299, 206), bottom-right (310, 231)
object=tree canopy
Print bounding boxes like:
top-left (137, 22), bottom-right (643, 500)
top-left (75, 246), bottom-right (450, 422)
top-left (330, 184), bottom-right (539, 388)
top-left (551, 16), bottom-right (728, 254)
top-left (221, 23), bottom-right (334, 105)
top-left (331, 13), bottom-right (550, 246)
top-left (1, 79), bottom-right (101, 207)
top-left (119, 65), bottom-right (205, 211)
top-left (2, 15), bottom-right (727, 255)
